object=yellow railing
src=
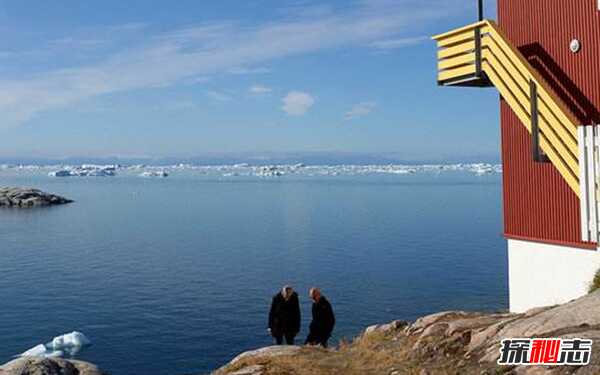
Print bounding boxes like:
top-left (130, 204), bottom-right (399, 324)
top-left (433, 20), bottom-right (580, 195)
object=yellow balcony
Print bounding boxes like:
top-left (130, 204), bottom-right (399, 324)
top-left (433, 20), bottom-right (581, 196)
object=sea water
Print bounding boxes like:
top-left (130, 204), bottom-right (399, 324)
top-left (0, 166), bottom-right (506, 374)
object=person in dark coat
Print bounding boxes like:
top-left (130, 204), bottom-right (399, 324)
top-left (305, 287), bottom-right (335, 348)
top-left (268, 285), bottom-right (301, 345)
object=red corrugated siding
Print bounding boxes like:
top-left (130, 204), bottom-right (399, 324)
top-left (498, 0), bottom-right (600, 247)
top-left (500, 102), bottom-right (592, 248)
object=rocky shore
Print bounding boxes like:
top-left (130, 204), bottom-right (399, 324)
top-left (0, 357), bottom-right (106, 375)
top-left (0, 187), bottom-right (73, 207)
top-left (213, 291), bottom-right (600, 375)
top-left (4, 291), bottom-right (600, 374)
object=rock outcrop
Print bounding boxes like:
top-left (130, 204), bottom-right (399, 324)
top-left (0, 187), bottom-right (73, 207)
top-left (0, 357), bottom-right (107, 375)
top-left (214, 291), bottom-right (600, 375)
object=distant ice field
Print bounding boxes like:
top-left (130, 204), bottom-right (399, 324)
top-left (1, 162), bottom-right (502, 178)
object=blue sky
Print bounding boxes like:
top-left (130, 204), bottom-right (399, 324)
top-left (0, 0), bottom-right (500, 161)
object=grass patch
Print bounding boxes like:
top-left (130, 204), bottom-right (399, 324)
top-left (589, 268), bottom-right (600, 293)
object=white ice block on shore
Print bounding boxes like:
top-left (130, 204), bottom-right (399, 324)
top-left (19, 331), bottom-right (90, 358)
top-left (20, 344), bottom-right (48, 357)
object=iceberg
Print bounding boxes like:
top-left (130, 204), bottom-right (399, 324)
top-left (256, 165), bottom-right (285, 177)
top-left (48, 165), bottom-right (116, 177)
top-left (140, 170), bottom-right (169, 178)
top-left (84, 169), bottom-right (115, 177)
top-left (51, 331), bottom-right (90, 348)
top-left (467, 163), bottom-right (495, 175)
top-left (19, 331), bottom-right (91, 359)
top-left (48, 170), bottom-right (72, 177)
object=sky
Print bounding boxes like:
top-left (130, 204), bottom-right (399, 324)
top-left (0, 0), bottom-right (500, 162)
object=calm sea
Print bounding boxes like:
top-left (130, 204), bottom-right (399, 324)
top-left (0, 168), bottom-right (507, 374)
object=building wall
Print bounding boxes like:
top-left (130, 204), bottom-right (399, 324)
top-left (508, 239), bottom-right (600, 312)
top-left (499, 0), bottom-right (600, 125)
top-left (500, 104), bottom-right (592, 248)
top-left (498, 0), bottom-right (600, 247)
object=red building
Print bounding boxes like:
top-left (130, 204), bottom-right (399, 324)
top-left (434, 0), bottom-right (600, 312)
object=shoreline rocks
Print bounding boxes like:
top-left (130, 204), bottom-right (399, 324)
top-left (0, 357), bottom-right (107, 375)
top-left (214, 291), bottom-right (600, 374)
top-left (0, 187), bottom-right (73, 207)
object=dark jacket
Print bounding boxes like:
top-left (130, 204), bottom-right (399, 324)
top-left (309, 296), bottom-right (335, 339)
top-left (268, 292), bottom-right (301, 336)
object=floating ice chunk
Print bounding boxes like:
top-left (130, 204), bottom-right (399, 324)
top-left (49, 165), bottom-right (116, 177)
top-left (19, 331), bottom-right (90, 359)
top-left (48, 170), bottom-right (72, 177)
top-left (42, 349), bottom-right (64, 358)
top-left (140, 170), bottom-right (169, 178)
top-left (256, 165), bottom-right (285, 177)
top-left (85, 169), bottom-right (115, 177)
top-left (173, 163), bottom-right (191, 169)
top-left (50, 331), bottom-right (90, 349)
top-left (468, 163), bottom-right (495, 175)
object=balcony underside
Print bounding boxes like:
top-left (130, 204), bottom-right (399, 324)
top-left (438, 72), bottom-right (492, 87)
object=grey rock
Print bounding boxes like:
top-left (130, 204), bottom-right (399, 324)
top-left (0, 187), bottom-right (73, 208)
top-left (0, 357), bottom-right (107, 375)
top-left (494, 291), bottom-right (600, 339)
top-left (364, 320), bottom-right (408, 335)
top-left (407, 311), bottom-right (473, 335)
top-left (229, 345), bottom-right (301, 365)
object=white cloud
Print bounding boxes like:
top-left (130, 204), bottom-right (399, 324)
top-left (165, 100), bottom-right (197, 111)
top-left (109, 22), bottom-right (148, 33)
top-left (345, 101), bottom-right (376, 120)
top-left (205, 90), bottom-right (232, 101)
top-left (0, 0), bottom-right (470, 127)
top-left (228, 66), bottom-right (270, 75)
top-left (249, 85), bottom-right (272, 95)
top-left (370, 36), bottom-right (428, 50)
top-left (190, 75), bottom-right (211, 84)
top-left (282, 91), bottom-right (314, 116)
top-left (49, 37), bottom-right (107, 48)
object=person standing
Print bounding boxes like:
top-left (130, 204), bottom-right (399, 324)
top-left (305, 287), bottom-right (335, 348)
top-left (268, 285), bottom-right (301, 345)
